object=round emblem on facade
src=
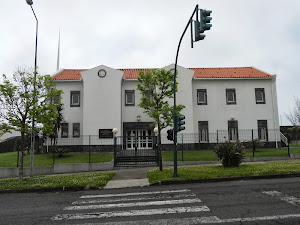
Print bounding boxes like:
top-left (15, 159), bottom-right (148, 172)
top-left (98, 69), bottom-right (107, 78)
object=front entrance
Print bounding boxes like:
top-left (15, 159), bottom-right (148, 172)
top-left (126, 130), bottom-right (153, 149)
top-left (114, 131), bottom-right (158, 166)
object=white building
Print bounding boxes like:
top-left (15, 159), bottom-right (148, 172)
top-left (51, 64), bottom-right (280, 149)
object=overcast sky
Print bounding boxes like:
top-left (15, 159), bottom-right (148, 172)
top-left (1, 0), bottom-right (299, 125)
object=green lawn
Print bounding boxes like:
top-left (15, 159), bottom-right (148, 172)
top-left (162, 148), bottom-right (300, 161)
top-left (148, 160), bottom-right (300, 184)
top-left (0, 172), bottom-right (115, 191)
top-left (0, 152), bottom-right (114, 167)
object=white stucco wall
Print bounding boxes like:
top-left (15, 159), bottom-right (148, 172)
top-left (122, 80), bottom-right (154, 124)
top-left (192, 77), bottom-right (280, 141)
top-left (81, 65), bottom-right (123, 140)
top-left (55, 80), bottom-right (83, 139)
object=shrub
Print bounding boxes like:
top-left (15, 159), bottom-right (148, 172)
top-left (214, 140), bottom-right (244, 168)
top-left (55, 147), bottom-right (68, 157)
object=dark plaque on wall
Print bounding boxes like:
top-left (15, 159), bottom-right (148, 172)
top-left (99, 129), bottom-right (113, 138)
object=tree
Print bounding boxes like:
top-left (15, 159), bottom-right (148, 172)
top-left (285, 97), bottom-right (300, 126)
top-left (137, 69), bottom-right (185, 171)
top-left (0, 67), bottom-right (63, 181)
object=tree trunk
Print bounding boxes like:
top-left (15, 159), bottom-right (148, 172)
top-left (158, 130), bottom-right (163, 171)
top-left (19, 132), bottom-right (25, 182)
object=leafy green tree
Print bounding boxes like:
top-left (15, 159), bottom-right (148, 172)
top-left (0, 67), bottom-right (63, 181)
top-left (137, 69), bottom-right (185, 171)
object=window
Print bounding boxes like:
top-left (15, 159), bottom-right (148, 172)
top-left (61, 123), bottom-right (68, 138)
top-left (255, 88), bottom-right (266, 104)
top-left (226, 89), bottom-right (236, 105)
top-left (70, 91), bottom-right (80, 107)
top-left (125, 90), bottom-right (135, 106)
top-left (258, 120), bottom-right (268, 141)
top-left (199, 121), bottom-right (209, 143)
top-left (73, 123), bottom-right (80, 138)
top-left (52, 94), bottom-right (61, 104)
top-left (143, 93), bottom-right (153, 102)
top-left (197, 89), bottom-right (207, 105)
top-left (228, 120), bottom-right (238, 141)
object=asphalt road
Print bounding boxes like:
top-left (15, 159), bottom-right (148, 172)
top-left (1, 177), bottom-right (300, 225)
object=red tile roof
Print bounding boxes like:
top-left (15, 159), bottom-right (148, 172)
top-left (52, 67), bottom-right (272, 81)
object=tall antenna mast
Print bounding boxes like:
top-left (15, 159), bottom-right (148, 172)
top-left (56, 29), bottom-right (60, 71)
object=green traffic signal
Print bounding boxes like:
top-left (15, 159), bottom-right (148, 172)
top-left (177, 115), bottom-right (185, 132)
top-left (200, 9), bottom-right (212, 32)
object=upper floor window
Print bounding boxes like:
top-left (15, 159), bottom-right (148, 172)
top-left (143, 93), bottom-right (153, 102)
top-left (70, 91), bottom-right (80, 107)
top-left (255, 88), bottom-right (266, 104)
top-left (197, 89), bottom-right (207, 105)
top-left (125, 90), bottom-right (135, 106)
top-left (61, 123), bottom-right (68, 138)
top-left (226, 89), bottom-right (236, 105)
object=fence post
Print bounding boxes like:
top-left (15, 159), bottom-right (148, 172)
top-left (114, 136), bottom-right (117, 167)
top-left (89, 135), bottom-right (91, 164)
top-left (217, 130), bottom-right (219, 143)
top-left (181, 133), bottom-right (184, 162)
top-left (155, 136), bottom-right (159, 166)
top-left (135, 135), bottom-right (137, 165)
top-left (287, 131), bottom-right (290, 157)
top-left (252, 129), bottom-right (255, 158)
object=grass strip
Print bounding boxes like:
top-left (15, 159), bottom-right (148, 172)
top-left (148, 160), bottom-right (300, 184)
top-left (0, 172), bottom-right (115, 191)
top-left (162, 148), bottom-right (300, 162)
top-left (0, 152), bottom-right (114, 167)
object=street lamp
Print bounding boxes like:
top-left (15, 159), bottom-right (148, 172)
top-left (112, 128), bottom-right (119, 166)
top-left (26, 0), bottom-right (38, 177)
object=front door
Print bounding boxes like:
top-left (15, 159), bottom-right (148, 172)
top-left (126, 130), bottom-right (153, 149)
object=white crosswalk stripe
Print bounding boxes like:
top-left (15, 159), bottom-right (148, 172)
top-left (79, 189), bottom-right (191, 199)
top-left (52, 206), bottom-right (210, 221)
top-left (51, 189), bottom-right (211, 222)
top-left (262, 191), bottom-right (300, 206)
top-left (72, 193), bottom-right (196, 205)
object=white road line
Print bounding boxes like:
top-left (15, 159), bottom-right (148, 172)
top-left (65, 214), bottom-right (300, 224)
top-left (72, 193), bottom-right (196, 205)
top-left (262, 191), bottom-right (300, 206)
top-left (52, 206), bottom-right (210, 221)
top-left (80, 189), bottom-right (191, 199)
top-left (64, 198), bottom-right (202, 211)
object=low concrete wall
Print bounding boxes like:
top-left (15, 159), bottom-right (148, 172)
top-left (53, 163), bottom-right (113, 174)
top-left (290, 153), bottom-right (300, 159)
top-left (0, 163), bottom-right (114, 179)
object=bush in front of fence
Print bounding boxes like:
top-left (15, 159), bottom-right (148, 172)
top-left (214, 140), bottom-right (245, 168)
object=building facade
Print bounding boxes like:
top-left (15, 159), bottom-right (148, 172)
top-left (51, 64), bottom-right (280, 149)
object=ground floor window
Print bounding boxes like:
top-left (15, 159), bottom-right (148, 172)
top-left (198, 121), bottom-right (209, 143)
top-left (228, 120), bottom-right (238, 141)
top-left (61, 123), bottom-right (68, 138)
top-left (73, 123), bottom-right (80, 138)
top-left (258, 120), bottom-right (268, 141)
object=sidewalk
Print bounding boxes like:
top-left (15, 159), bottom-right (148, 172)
top-left (104, 166), bottom-right (157, 189)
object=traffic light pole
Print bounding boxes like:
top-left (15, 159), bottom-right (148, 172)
top-left (173, 5), bottom-right (198, 178)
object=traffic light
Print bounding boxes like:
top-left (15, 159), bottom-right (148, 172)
top-left (177, 115), bottom-right (185, 132)
top-left (199, 9), bottom-right (212, 32)
top-left (194, 20), bottom-right (205, 41)
top-left (167, 129), bottom-right (174, 141)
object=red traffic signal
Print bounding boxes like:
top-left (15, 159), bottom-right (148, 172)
top-left (167, 129), bottom-right (174, 141)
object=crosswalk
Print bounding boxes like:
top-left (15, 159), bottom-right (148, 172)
top-left (51, 189), bottom-right (300, 224)
top-left (51, 189), bottom-right (212, 223)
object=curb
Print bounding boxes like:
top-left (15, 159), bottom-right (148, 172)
top-left (150, 173), bottom-right (300, 186)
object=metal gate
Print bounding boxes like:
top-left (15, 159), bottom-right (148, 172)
top-left (114, 135), bottom-right (159, 166)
